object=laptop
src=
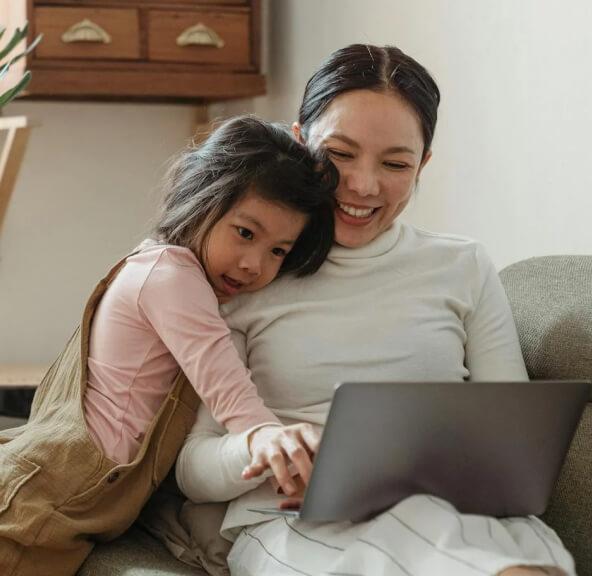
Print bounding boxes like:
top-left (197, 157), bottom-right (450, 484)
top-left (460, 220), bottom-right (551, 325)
top-left (250, 380), bottom-right (590, 522)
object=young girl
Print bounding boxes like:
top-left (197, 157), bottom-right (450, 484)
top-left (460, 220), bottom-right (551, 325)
top-left (0, 115), bottom-right (336, 576)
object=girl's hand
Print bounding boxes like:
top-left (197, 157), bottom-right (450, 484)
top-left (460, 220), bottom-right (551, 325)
top-left (277, 474), bottom-right (306, 510)
top-left (243, 423), bottom-right (321, 496)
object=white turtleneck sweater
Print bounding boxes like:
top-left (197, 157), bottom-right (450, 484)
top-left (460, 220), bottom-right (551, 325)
top-left (175, 221), bottom-right (528, 539)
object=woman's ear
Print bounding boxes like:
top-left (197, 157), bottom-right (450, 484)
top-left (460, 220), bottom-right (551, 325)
top-left (417, 150), bottom-right (432, 177)
top-left (414, 150), bottom-right (432, 187)
top-left (292, 122), bottom-right (304, 144)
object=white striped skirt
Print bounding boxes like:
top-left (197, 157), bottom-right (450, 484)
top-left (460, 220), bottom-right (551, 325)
top-left (227, 495), bottom-right (575, 576)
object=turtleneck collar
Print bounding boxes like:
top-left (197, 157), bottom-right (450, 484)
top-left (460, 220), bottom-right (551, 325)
top-left (328, 220), bottom-right (403, 261)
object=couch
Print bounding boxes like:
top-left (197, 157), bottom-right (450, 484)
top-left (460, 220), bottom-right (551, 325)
top-left (4, 255), bottom-right (591, 575)
top-left (77, 255), bottom-right (592, 575)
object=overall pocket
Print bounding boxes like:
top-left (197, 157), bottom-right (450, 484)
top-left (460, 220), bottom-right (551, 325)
top-left (0, 449), bottom-right (44, 545)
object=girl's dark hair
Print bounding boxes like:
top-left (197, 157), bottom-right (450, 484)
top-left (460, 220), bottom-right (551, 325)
top-left (153, 115), bottom-right (337, 277)
top-left (299, 44), bottom-right (441, 159)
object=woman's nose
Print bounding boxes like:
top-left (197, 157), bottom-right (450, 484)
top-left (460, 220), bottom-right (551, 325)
top-left (344, 164), bottom-right (379, 197)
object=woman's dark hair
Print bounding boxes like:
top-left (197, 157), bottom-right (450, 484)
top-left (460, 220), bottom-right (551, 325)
top-left (153, 115), bottom-right (337, 277)
top-left (299, 44), bottom-right (440, 159)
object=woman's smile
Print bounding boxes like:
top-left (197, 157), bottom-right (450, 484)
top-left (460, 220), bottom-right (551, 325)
top-left (336, 200), bottom-right (379, 225)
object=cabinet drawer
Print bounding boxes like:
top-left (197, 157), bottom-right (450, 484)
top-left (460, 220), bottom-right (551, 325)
top-left (34, 7), bottom-right (140, 61)
top-left (147, 10), bottom-right (250, 66)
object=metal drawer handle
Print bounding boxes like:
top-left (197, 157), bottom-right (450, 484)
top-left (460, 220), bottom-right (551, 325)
top-left (176, 23), bottom-right (225, 48)
top-left (61, 19), bottom-right (112, 44)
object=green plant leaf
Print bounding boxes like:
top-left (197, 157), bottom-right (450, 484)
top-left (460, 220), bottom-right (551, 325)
top-left (0, 61), bottom-right (9, 82)
top-left (0, 23), bottom-right (29, 62)
top-left (0, 70), bottom-right (31, 107)
top-left (0, 22), bottom-right (42, 108)
top-left (5, 33), bottom-right (43, 68)
top-left (0, 32), bottom-right (42, 83)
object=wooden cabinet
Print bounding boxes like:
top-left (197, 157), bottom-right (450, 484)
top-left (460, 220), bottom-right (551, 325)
top-left (24, 0), bottom-right (265, 101)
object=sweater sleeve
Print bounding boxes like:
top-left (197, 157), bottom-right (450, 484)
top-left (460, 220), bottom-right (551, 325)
top-left (176, 403), bottom-right (269, 503)
top-left (137, 247), bottom-right (280, 432)
top-left (464, 244), bottom-right (529, 381)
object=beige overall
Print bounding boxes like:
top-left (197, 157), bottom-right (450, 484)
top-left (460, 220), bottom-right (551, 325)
top-left (0, 255), bottom-right (200, 576)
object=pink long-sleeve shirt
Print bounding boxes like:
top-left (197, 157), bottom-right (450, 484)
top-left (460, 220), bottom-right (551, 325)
top-left (83, 244), bottom-right (279, 464)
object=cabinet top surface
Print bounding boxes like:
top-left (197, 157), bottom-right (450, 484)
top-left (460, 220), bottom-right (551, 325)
top-left (32, 0), bottom-right (251, 6)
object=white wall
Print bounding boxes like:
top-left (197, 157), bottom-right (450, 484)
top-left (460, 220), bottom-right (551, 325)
top-left (2, 0), bottom-right (591, 364)
top-left (0, 102), bottom-right (195, 363)
top-left (213, 0), bottom-right (592, 269)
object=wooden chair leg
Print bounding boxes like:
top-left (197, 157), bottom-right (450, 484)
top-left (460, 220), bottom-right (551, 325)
top-left (0, 116), bottom-right (30, 234)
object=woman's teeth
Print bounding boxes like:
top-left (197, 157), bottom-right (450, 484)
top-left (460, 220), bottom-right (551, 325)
top-left (337, 202), bottom-right (375, 218)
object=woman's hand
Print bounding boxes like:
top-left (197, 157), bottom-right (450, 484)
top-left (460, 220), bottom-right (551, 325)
top-left (243, 423), bottom-right (321, 496)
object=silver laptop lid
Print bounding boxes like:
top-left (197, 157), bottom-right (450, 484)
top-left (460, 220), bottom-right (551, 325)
top-left (299, 380), bottom-right (590, 522)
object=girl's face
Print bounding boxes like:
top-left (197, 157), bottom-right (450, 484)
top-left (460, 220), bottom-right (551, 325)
top-left (295, 89), bottom-right (431, 248)
top-left (199, 189), bottom-right (308, 303)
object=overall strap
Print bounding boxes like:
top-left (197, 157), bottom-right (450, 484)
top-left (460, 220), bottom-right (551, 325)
top-left (29, 249), bottom-right (143, 421)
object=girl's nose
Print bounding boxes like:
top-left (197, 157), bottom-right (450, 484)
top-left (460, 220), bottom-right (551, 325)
top-left (239, 251), bottom-right (262, 276)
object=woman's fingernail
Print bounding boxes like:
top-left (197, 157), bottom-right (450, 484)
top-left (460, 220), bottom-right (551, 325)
top-left (285, 483), bottom-right (295, 495)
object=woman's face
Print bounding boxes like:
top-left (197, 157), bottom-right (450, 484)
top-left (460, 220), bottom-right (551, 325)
top-left (296, 89), bottom-right (431, 248)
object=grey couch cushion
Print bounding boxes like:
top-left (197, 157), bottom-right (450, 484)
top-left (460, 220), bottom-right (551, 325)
top-left (500, 255), bottom-right (592, 576)
top-left (77, 525), bottom-right (208, 576)
top-left (500, 256), bottom-right (592, 381)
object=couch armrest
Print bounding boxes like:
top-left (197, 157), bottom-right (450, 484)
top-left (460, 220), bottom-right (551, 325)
top-left (500, 255), bottom-right (592, 576)
top-left (542, 404), bottom-right (592, 575)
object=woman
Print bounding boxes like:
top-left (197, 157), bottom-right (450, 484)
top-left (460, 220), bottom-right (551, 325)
top-left (176, 44), bottom-right (574, 576)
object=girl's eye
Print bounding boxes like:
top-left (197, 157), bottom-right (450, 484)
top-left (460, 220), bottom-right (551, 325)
top-left (327, 149), bottom-right (353, 160)
top-left (271, 247), bottom-right (288, 258)
top-left (237, 227), bottom-right (253, 240)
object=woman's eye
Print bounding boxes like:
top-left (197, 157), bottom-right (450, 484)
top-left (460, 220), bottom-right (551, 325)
top-left (271, 247), bottom-right (288, 258)
top-left (327, 149), bottom-right (352, 160)
top-left (384, 161), bottom-right (408, 170)
top-left (237, 227), bottom-right (253, 240)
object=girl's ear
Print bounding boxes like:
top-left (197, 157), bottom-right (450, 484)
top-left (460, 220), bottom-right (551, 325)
top-left (292, 122), bottom-right (304, 144)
